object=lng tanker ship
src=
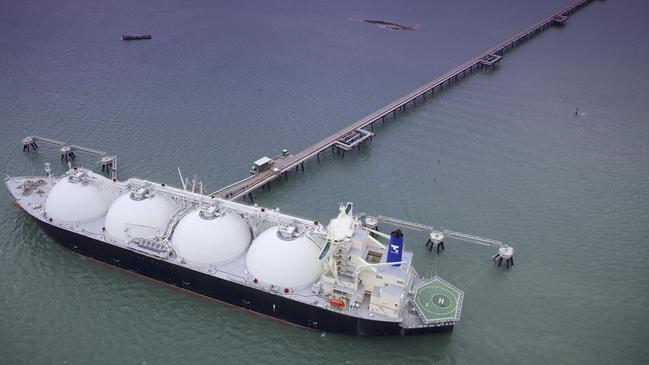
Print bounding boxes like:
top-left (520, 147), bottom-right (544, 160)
top-left (6, 167), bottom-right (466, 335)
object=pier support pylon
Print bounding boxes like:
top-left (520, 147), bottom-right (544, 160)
top-left (492, 246), bottom-right (514, 269)
top-left (60, 146), bottom-right (75, 163)
top-left (22, 137), bottom-right (38, 152)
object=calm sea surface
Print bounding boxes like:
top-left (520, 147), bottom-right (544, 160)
top-left (1, 0), bottom-right (648, 364)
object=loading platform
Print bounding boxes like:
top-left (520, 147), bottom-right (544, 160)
top-left (335, 129), bottom-right (375, 152)
top-left (208, 0), bottom-right (600, 202)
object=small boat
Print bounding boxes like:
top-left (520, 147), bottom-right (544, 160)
top-left (122, 34), bottom-right (152, 41)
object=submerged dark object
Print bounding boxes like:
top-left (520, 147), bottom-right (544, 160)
top-left (364, 20), bottom-right (415, 31)
top-left (122, 34), bottom-right (152, 41)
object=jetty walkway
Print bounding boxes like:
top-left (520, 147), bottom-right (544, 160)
top-left (210, 0), bottom-right (599, 201)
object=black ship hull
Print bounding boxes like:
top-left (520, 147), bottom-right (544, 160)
top-left (34, 218), bottom-right (452, 336)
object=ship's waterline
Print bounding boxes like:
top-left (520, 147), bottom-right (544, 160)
top-left (6, 168), bottom-right (465, 335)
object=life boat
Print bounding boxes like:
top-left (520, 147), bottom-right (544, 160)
top-left (328, 297), bottom-right (345, 309)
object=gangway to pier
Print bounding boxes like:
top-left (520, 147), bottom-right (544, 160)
top-left (22, 135), bottom-right (117, 179)
top-left (26, 136), bottom-right (107, 156)
top-left (443, 231), bottom-right (506, 249)
top-left (374, 215), bottom-right (515, 268)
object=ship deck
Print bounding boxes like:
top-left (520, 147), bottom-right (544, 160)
top-left (5, 173), bottom-right (426, 326)
top-left (412, 277), bottom-right (463, 325)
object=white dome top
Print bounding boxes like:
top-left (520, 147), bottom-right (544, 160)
top-left (104, 191), bottom-right (177, 243)
top-left (44, 175), bottom-right (116, 224)
top-left (171, 209), bottom-right (251, 267)
top-left (246, 226), bottom-right (323, 289)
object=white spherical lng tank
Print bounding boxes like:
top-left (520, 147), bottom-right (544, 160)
top-left (104, 191), bottom-right (177, 243)
top-left (171, 210), bottom-right (251, 267)
top-left (246, 226), bottom-right (323, 289)
top-left (44, 175), bottom-right (116, 224)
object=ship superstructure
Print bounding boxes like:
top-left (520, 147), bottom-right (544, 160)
top-left (6, 168), bottom-right (467, 335)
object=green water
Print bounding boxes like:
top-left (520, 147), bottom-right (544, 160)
top-left (1, 0), bottom-right (648, 363)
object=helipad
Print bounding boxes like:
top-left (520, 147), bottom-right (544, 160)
top-left (413, 277), bottom-right (463, 324)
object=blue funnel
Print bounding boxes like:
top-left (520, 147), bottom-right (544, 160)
top-left (387, 230), bottom-right (404, 267)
